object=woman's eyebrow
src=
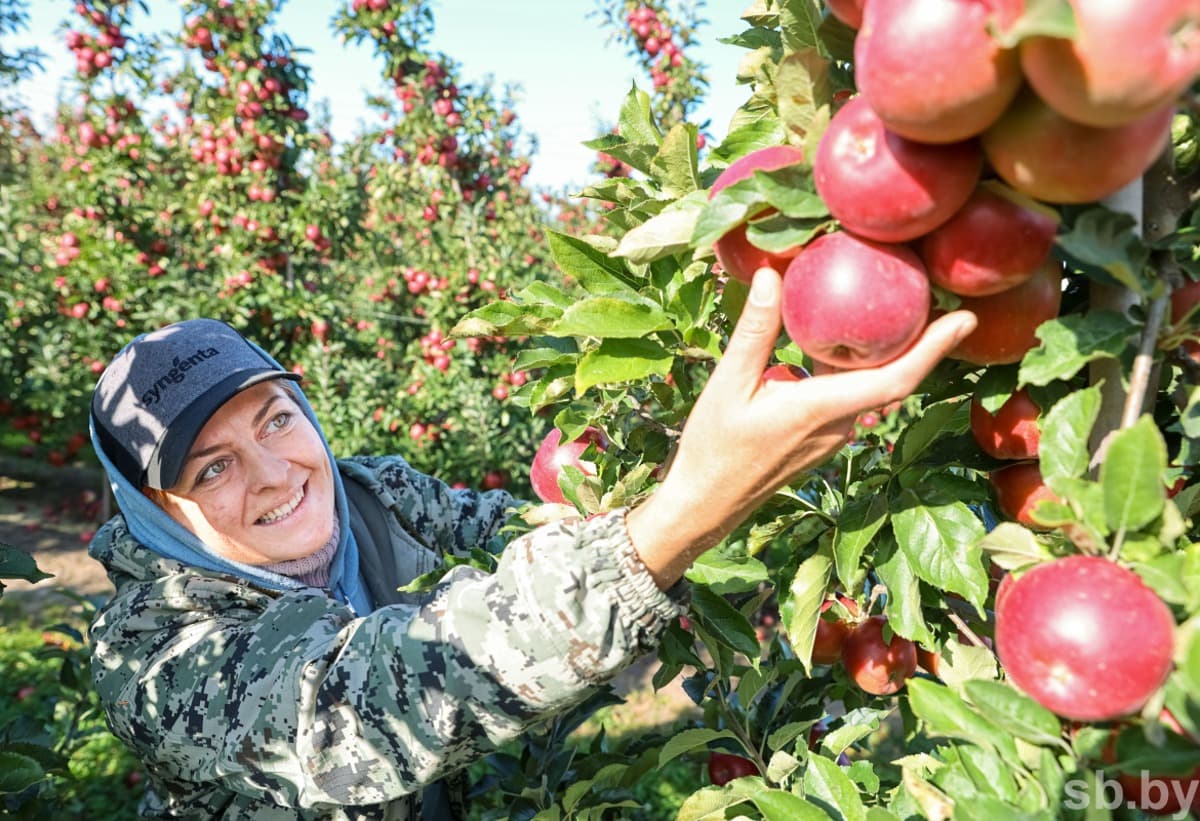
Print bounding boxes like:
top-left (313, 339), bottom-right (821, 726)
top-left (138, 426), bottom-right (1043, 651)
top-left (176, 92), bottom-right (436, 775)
top-left (185, 395), bottom-right (285, 464)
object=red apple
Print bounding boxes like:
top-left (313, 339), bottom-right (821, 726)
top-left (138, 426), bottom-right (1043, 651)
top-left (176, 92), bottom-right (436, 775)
top-left (1170, 278), bottom-right (1200, 362)
top-left (530, 427), bottom-right (605, 505)
top-left (989, 462), bottom-right (1062, 530)
top-left (981, 88), bottom-right (1174, 204)
top-left (761, 363), bottom-right (809, 383)
top-left (812, 595), bottom-right (859, 665)
top-left (919, 183), bottom-right (1059, 297)
top-left (970, 387), bottom-right (1042, 460)
top-left (855, 0), bottom-right (1024, 143)
top-left (1020, 0), bottom-right (1200, 128)
top-left (825, 0), bottom-right (866, 28)
top-left (948, 260), bottom-right (1062, 366)
top-left (995, 555), bottom-right (1175, 722)
top-left (709, 145), bottom-right (807, 282)
top-left (814, 97), bottom-right (981, 242)
top-left (782, 232), bottom-right (930, 369)
top-left (841, 616), bottom-right (918, 695)
top-left (707, 751), bottom-right (759, 785)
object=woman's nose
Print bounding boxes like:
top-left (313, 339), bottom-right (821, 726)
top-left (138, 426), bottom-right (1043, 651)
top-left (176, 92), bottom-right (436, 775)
top-left (245, 444), bottom-right (290, 489)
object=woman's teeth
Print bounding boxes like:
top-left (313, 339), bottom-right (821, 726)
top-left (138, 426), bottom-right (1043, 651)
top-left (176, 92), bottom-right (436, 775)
top-left (258, 487), bottom-right (304, 524)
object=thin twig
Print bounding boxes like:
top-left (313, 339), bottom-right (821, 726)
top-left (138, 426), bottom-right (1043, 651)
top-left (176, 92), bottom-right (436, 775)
top-left (1120, 292), bottom-right (1169, 429)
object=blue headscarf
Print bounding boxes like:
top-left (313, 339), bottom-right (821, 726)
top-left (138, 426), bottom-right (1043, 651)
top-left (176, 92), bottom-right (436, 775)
top-left (88, 337), bottom-right (373, 616)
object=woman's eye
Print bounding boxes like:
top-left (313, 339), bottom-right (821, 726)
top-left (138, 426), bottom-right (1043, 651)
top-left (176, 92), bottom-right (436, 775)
top-left (198, 459), bottom-right (229, 484)
top-left (267, 411), bottom-right (292, 432)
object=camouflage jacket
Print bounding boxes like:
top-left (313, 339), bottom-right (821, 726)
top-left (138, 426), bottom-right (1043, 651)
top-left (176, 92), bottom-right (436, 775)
top-left (89, 456), bottom-right (685, 819)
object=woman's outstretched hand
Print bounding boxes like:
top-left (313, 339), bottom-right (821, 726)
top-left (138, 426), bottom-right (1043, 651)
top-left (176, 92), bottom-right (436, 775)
top-left (627, 266), bottom-right (978, 589)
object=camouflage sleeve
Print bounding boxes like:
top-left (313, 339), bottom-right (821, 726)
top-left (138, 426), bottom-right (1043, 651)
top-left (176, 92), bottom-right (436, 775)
top-left (341, 456), bottom-right (519, 558)
top-left (91, 509), bottom-right (686, 810)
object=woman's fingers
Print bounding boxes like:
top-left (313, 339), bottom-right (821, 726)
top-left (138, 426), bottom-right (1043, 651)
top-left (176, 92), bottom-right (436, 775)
top-left (802, 310), bottom-right (978, 419)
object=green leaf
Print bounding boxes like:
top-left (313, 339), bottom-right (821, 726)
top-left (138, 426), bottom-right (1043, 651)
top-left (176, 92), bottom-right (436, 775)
top-left (745, 214), bottom-right (828, 254)
top-left (779, 0), bottom-right (824, 54)
top-left (450, 300), bottom-right (560, 339)
top-left (546, 297), bottom-right (672, 339)
top-left (616, 83), bottom-right (662, 148)
top-left (895, 399), bottom-right (968, 471)
top-left (0, 544), bottom-right (52, 587)
top-left (686, 552), bottom-right (772, 594)
top-left (964, 680), bottom-right (1062, 746)
top-left (781, 540), bottom-right (834, 674)
top-left (612, 191), bottom-right (709, 263)
top-left (755, 167), bottom-right (828, 219)
top-left (874, 537), bottom-right (936, 648)
top-left (776, 49), bottom-right (832, 144)
top-left (707, 119), bottom-right (789, 168)
top-left (1100, 415), bottom-right (1167, 532)
top-left (994, 0), bottom-right (1077, 47)
top-left (891, 493), bottom-right (989, 610)
top-left (512, 345), bottom-right (576, 372)
top-left (546, 231), bottom-right (636, 295)
top-left (804, 753), bottom-right (868, 821)
top-left (657, 727), bottom-right (741, 768)
top-left (751, 788), bottom-right (832, 821)
top-left (574, 338), bottom-right (673, 395)
top-left (651, 122), bottom-right (701, 198)
top-left (979, 522), bottom-right (1053, 571)
top-left (1056, 206), bottom-right (1151, 295)
top-left (691, 584), bottom-right (762, 660)
top-left (1019, 312), bottom-right (1137, 386)
top-left (1039, 385), bottom-right (1101, 482)
top-left (834, 493), bottom-right (889, 593)
top-left (907, 678), bottom-right (1021, 765)
top-left (0, 751), bottom-right (44, 794)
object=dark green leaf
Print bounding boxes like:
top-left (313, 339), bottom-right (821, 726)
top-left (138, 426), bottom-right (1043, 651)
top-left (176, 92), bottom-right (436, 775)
top-left (0, 751), bottom-right (44, 794)
top-left (895, 399), bottom-right (968, 470)
top-left (781, 540), bottom-right (834, 673)
top-left (691, 584), bottom-right (762, 659)
top-left (657, 728), bottom-right (741, 768)
top-left (0, 545), bottom-right (52, 587)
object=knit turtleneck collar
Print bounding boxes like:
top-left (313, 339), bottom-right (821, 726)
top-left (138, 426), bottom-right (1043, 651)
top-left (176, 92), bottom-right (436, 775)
top-left (260, 519), bottom-right (339, 588)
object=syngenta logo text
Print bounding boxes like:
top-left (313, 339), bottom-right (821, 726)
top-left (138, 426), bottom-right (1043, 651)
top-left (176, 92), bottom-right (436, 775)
top-left (140, 348), bottom-right (219, 405)
top-left (1064, 772), bottom-right (1199, 818)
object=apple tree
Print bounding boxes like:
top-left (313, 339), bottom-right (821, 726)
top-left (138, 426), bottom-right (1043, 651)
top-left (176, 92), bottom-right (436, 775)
top-left (456, 0), bottom-right (1200, 816)
top-left (0, 0), bottom-right (567, 492)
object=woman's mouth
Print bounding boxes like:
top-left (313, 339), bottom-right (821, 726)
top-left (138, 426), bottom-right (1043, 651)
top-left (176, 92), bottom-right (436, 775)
top-left (256, 484), bottom-right (306, 525)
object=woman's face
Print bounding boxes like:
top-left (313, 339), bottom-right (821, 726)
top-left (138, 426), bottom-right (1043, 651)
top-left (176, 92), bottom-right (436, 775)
top-left (151, 380), bottom-right (336, 565)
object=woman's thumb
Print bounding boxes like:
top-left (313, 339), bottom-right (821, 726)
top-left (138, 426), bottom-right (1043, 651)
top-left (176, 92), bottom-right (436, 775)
top-left (709, 267), bottom-right (784, 392)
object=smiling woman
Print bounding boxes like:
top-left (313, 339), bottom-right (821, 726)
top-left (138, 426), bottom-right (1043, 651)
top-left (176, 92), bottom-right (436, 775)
top-left (83, 300), bottom-right (973, 818)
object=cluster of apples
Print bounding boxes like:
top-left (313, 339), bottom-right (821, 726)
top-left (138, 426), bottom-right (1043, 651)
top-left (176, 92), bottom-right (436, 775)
top-left (711, 0), bottom-right (1199, 372)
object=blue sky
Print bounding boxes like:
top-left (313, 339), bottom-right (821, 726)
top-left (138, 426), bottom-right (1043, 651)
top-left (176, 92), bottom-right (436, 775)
top-left (7, 1), bottom-right (749, 191)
